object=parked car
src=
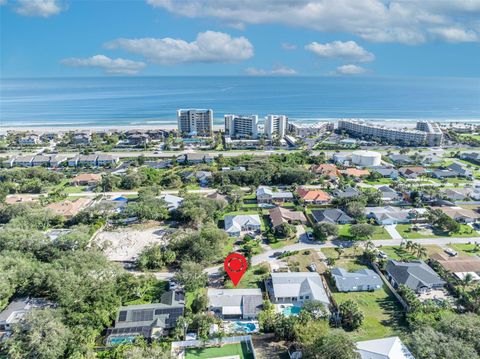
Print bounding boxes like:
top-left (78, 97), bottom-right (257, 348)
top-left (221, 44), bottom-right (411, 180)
top-left (444, 248), bottom-right (458, 257)
top-left (377, 250), bottom-right (388, 259)
top-left (307, 263), bottom-right (317, 272)
top-left (306, 232), bottom-right (314, 240)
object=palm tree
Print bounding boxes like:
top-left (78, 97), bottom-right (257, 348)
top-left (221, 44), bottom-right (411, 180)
top-left (461, 272), bottom-right (474, 291)
top-left (365, 240), bottom-right (375, 252)
top-left (416, 245), bottom-right (427, 259)
top-left (335, 246), bottom-right (344, 259)
top-left (405, 240), bottom-right (414, 253)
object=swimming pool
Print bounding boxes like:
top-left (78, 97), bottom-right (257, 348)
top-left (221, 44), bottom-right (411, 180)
top-left (282, 306), bottom-right (301, 316)
top-left (233, 321), bottom-right (258, 333)
top-left (107, 335), bottom-right (136, 345)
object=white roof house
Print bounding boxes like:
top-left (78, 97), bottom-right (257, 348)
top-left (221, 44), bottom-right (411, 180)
top-left (256, 186), bottom-right (294, 203)
top-left (160, 194), bottom-right (184, 211)
top-left (224, 214), bottom-right (261, 237)
top-left (269, 272), bottom-right (330, 307)
top-left (356, 336), bottom-right (415, 359)
top-left (207, 288), bottom-right (263, 319)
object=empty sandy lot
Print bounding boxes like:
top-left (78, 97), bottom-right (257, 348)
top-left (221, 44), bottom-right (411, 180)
top-left (94, 223), bottom-right (171, 262)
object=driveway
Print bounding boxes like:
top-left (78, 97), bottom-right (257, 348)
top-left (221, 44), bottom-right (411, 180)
top-left (384, 225), bottom-right (403, 240)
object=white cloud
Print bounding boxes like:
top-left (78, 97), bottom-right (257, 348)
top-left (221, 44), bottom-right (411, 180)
top-left (60, 55), bottom-right (146, 75)
top-left (429, 27), bottom-right (479, 42)
top-left (281, 42), bottom-right (297, 50)
top-left (146, 0), bottom-right (480, 44)
top-left (245, 65), bottom-right (298, 76)
top-left (104, 31), bottom-right (254, 65)
top-left (333, 64), bottom-right (367, 75)
top-left (305, 40), bottom-right (374, 62)
top-left (14, 0), bottom-right (63, 17)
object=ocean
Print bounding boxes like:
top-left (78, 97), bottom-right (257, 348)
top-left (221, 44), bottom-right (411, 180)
top-left (0, 76), bottom-right (479, 128)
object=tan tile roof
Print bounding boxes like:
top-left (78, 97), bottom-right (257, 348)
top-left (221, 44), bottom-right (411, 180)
top-left (269, 206), bottom-right (307, 227)
top-left (47, 198), bottom-right (92, 218)
top-left (431, 252), bottom-right (480, 273)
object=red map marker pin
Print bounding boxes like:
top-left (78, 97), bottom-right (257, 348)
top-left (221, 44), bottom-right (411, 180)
top-left (224, 253), bottom-right (248, 287)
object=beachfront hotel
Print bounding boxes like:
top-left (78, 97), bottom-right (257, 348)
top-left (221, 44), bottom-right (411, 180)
top-left (177, 109), bottom-right (213, 137)
top-left (264, 115), bottom-right (288, 139)
top-left (338, 119), bottom-right (443, 146)
top-left (224, 114), bottom-right (259, 139)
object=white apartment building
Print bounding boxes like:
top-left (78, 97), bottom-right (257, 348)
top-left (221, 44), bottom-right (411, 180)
top-left (264, 115), bottom-right (288, 139)
top-left (224, 114), bottom-right (258, 139)
top-left (288, 122), bottom-right (333, 137)
top-left (177, 109), bottom-right (213, 137)
top-left (338, 119), bottom-right (443, 146)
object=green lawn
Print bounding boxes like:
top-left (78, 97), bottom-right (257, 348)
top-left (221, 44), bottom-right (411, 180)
top-left (378, 245), bottom-right (443, 261)
top-left (449, 243), bottom-right (480, 257)
top-left (224, 263), bottom-right (269, 289)
top-left (321, 248), bottom-right (369, 271)
top-left (363, 178), bottom-right (394, 185)
top-left (396, 224), bottom-right (479, 239)
top-left (338, 224), bottom-right (392, 240)
top-left (332, 286), bottom-right (406, 341)
top-left (269, 236), bottom-right (299, 249)
top-left (186, 342), bottom-right (255, 359)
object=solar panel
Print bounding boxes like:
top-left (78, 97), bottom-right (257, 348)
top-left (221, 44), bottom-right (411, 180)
top-left (118, 311), bottom-right (127, 322)
top-left (131, 309), bottom-right (153, 322)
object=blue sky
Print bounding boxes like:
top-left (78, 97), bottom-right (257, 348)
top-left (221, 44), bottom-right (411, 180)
top-left (1, 0), bottom-right (479, 77)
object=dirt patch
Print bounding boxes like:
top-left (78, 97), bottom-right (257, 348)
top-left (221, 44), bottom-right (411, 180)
top-left (94, 224), bottom-right (171, 262)
top-left (252, 335), bottom-right (289, 359)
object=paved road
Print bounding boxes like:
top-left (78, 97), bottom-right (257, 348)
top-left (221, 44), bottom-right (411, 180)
top-left (384, 225), bottom-right (402, 240)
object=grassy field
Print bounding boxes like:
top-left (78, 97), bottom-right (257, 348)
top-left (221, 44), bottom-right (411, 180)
top-left (322, 247), bottom-right (369, 271)
top-left (224, 263), bottom-right (269, 289)
top-left (338, 224), bottom-right (392, 240)
top-left (396, 224), bottom-right (478, 239)
top-left (269, 236), bottom-right (299, 249)
top-left (284, 249), bottom-right (327, 273)
top-left (449, 243), bottom-right (480, 257)
top-left (378, 245), bottom-right (443, 261)
top-left (332, 286), bottom-right (406, 341)
top-left (186, 342), bottom-right (255, 359)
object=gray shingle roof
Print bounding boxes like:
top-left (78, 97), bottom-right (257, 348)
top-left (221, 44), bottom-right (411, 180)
top-left (311, 209), bottom-right (353, 224)
top-left (331, 268), bottom-right (383, 292)
top-left (386, 260), bottom-right (445, 292)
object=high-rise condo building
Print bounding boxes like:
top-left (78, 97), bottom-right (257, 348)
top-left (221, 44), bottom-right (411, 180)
top-left (264, 115), bottom-right (288, 139)
top-left (224, 115), bottom-right (258, 138)
top-left (177, 109), bottom-right (213, 137)
top-left (338, 119), bottom-right (443, 146)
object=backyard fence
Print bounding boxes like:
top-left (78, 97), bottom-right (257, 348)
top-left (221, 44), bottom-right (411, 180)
top-left (372, 263), bottom-right (410, 312)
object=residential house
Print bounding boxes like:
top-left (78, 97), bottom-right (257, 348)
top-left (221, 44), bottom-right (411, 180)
top-left (176, 153), bottom-right (213, 164)
top-left (331, 268), bottom-right (383, 292)
top-left (365, 206), bottom-right (411, 225)
top-left (106, 291), bottom-right (184, 344)
top-left (13, 155), bottom-right (34, 167)
top-left (49, 154), bottom-right (67, 167)
top-left (356, 336), bottom-right (415, 359)
top-left (431, 169), bottom-right (457, 179)
top-left (145, 160), bottom-right (172, 169)
top-left (389, 154), bottom-right (414, 165)
top-left (77, 154), bottom-right (99, 167)
top-left (0, 298), bottom-right (55, 333)
top-left (332, 153), bottom-right (352, 166)
top-left (332, 186), bottom-right (361, 199)
top-left (207, 288), bottom-right (263, 319)
top-left (297, 187), bottom-right (331, 204)
top-left (269, 207), bottom-right (307, 228)
top-left (97, 154), bottom-right (119, 166)
top-left (257, 186), bottom-right (294, 204)
top-left (431, 206), bottom-right (480, 223)
top-left (430, 252), bottom-right (480, 281)
top-left (399, 166), bottom-right (426, 179)
top-left (127, 134), bottom-right (150, 146)
top-left (17, 134), bottom-right (40, 146)
top-left (448, 163), bottom-right (472, 178)
top-left (441, 188), bottom-right (469, 201)
top-left (460, 152), bottom-right (480, 164)
top-left (224, 214), bottom-right (262, 237)
top-left (31, 155), bottom-right (51, 167)
top-left (67, 155), bottom-right (80, 167)
top-left (47, 198), bottom-right (93, 218)
top-left (194, 171), bottom-right (213, 186)
top-left (421, 154), bottom-right (442, 164)
top-left (385, 260), bottom-right (445, 293)
top-left (310, 163), bottom-right (340, 180)
top-left (371, 167), bottom-right (399, 179)
top-left (378, 186), bottom-right (402, 202)
top-left (341, 168), bottom-right (370, 177)
top-left (2, 157), bottom-right (15, 167)
top-left (311, 209), bottom-right (353, 224)
top-left (267, 272), bottom-right (330, 308)
top-left (160, 194), bottom-right (184, 211)
top-left (70, 173), bottom-right (102, 186)
top-left (71, 132), bottom-right (91, 145)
